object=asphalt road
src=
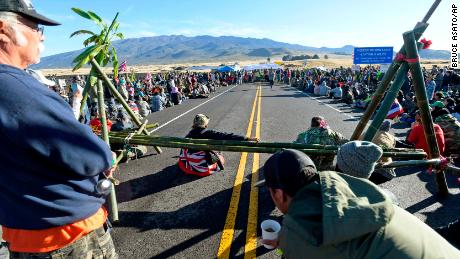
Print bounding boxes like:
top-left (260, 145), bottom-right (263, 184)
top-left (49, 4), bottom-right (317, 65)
top-left (111, 82), bottom-right (460, 259)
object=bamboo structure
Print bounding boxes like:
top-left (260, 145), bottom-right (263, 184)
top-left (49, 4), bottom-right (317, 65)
top-left (349, 0), bottom-right (450, 196)
top-left (362, 42), bottom-right (422, 141)
top-left (350, 0), bottom-right (440, 140)
top-left (96, 79), bottom-right (118, 221)
top-left (403, 31), bottom-right (449, 196)
top-left (89, 59), bottom-right (162, 221)
top-left (108, 132), bottom-right (427, 159)
top-left (90, 59), bottom-right (162, 155)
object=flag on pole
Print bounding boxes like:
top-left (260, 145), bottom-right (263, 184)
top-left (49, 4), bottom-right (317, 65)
top-left (118, 60), bottom-right (127, 72)
top-left (386, 99), bottom-right (404, 119)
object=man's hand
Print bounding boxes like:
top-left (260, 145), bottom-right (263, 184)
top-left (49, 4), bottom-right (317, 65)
top-left (104, 151), bottom-right (117, 178)
top-left (261, 239), bottom-right (279, 248)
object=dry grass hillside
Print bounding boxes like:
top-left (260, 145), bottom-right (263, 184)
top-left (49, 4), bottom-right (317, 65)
top-left (41, 58), bottom-right (450, 76)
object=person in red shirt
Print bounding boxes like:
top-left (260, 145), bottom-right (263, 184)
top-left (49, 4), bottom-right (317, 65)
top-left (407, 111), bottom-right (445, 155)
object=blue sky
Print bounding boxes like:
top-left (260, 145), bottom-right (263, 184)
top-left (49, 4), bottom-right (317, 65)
top-left (35, 0), bottom-right (452, 57)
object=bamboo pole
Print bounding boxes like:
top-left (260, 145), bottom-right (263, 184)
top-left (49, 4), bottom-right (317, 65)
top-left (79, 79), bottom-right (92, 120)
top-left (90, 58), bottom-right (162, 154)
top-left (107, 134), bottom-right (426, 159)
top-left (403, 30), bottom-right (449, 196)
top-left (96, 79), bottom-right (119, 221)
top-left (108, 132), bottom-right (426, 153)
top-left (376, 158), bottom-right (442, 169)
top-left (136, 120), bottom-right (148, 135)
top-left (363, 63), bottom-right (409, 141)
top-left (120, 123), bottom-right (159, 133)
top-left (351, 22), bottom-right (430, 140)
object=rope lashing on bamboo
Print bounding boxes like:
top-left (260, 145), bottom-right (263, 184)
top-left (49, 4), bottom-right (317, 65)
top-left (124, 132), bottom-right (135, 145)
top-left (426, 156), bottom-right (451, 174)
top-left (395, 52), bottom-right (420, 63)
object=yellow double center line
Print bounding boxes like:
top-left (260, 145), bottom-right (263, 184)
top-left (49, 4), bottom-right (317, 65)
top-left (217, 85), bottom-right (262, 259)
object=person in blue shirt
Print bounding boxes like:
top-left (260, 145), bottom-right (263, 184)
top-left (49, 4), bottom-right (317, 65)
top-left (0, 1), bottom-right (117, 257)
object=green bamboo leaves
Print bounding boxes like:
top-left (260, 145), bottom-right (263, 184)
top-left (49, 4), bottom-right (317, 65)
top-left (70, 8), bottom-right (124, 77)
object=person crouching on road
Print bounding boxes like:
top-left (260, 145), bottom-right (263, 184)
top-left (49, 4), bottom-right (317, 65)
top-left (255, 149), bottom-right (459, 259)
top-left (0, 2), bottom-right (118, 258)
top-left (178, 114), bottom-right (258, 176)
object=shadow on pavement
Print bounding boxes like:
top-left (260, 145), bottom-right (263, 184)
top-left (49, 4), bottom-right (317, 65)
top-left (116, 164), bottom-right (201, 203)
top-left (117, 175), bottom-right (278, 258)
top-left (405, 169), bottom-right (460, 228)
top-left (117, 185), bottom-right (233, 258)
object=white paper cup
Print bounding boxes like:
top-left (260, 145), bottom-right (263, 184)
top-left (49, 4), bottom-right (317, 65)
top-left (261, 219), bottom-right (281, 249)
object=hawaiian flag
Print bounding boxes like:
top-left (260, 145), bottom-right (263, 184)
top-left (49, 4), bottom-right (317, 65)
top-left (386, 99), bottom-right (404, 119)
top-left (118, 60), bottom-right (127, 72)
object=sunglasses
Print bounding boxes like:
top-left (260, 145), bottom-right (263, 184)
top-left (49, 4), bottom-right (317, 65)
top-left (16, 22), bottom-right (44, 35)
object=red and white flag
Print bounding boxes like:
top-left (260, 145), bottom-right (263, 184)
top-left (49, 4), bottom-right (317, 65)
top-left (386, 99), bottom-right (404, 119)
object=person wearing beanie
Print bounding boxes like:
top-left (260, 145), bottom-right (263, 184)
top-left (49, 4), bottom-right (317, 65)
top-left (336, 141), bottom-right (383, 179)
top-left (255, 150), bottom-right (459, 259)
top-left (178, 114), bottom-right (259, 176)
top-left (359, 120), bottom-right (398, 184)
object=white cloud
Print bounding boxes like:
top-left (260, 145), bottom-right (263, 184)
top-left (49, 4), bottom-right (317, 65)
top-left (137, 31), bottom-right (157, 37)
top-left (165, 20), bottom-right (264, 38)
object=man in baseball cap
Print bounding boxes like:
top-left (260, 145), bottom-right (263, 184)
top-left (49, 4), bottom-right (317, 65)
top-left (256, 150), bottom-right (459, 258)
top-left (0, 0), bottom-right (60, 25)
top-left (0, 1), bottom-right (118, 258)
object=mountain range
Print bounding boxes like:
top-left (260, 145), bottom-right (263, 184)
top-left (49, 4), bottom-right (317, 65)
top-left (35, 35), bottom-right (451, 69)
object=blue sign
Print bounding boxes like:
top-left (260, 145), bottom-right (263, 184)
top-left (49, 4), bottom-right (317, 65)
top-left (353, 47), bottom-right (394, 64)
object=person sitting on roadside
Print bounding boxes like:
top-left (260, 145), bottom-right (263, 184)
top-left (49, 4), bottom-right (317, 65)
top-left (353, 92), bottom-right (371, 109)
top-left (341, 84), bottom-right (354, 105)
top-left (170, 85), bottom-right (181, 105)
top-left (294, 116), bottom-right (348, 170)
top-left (136, 96), bottom-right (150, 118)
top-left (111, 110), bottom-right (134, 132)
top-left (426, 75), bottom-right (436, 101)
top-left (453, 96), bottom-right (460, 121)
top-left (255, 149), bottom-right (460, 259)
top-left (434, 109), bottom-right (460, 156)
top-left (430, 101), bottom-right (451, 121)
top-left (444, 97), bottom-right (456, 114)
top-left (401, 93), bottom-right (417, 115)
top-left (329, 85), bottom-right (342, 99)
top-left (128, 97), bottom-right (140, 118)
top-left (319, 81), bottom-right (330, 96)
top-left (407, 110), bottom-right (445, 155)
top-left (151, 91), bottom-right (165, 112)
top-left (434, 91), bottom-right (445, 102)
top-left (89, 107), bottom-right (113, 135)
top-left (178, 114), bottom-right (259, 177)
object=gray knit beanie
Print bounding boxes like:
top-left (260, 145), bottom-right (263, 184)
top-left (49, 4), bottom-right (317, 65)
top-left (337, 141), bottom-right (383, 179)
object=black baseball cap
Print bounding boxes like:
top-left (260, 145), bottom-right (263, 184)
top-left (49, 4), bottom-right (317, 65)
top-left (0, 0), bottom-right (60, 26)
top-left (254, 149), bottom-right (318, 194)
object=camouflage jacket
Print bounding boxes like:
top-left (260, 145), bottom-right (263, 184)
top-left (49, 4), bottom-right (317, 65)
top-left (295, 127), bottom-right (348, 146)
top-left (435, 114), bottom-right (460, 155)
